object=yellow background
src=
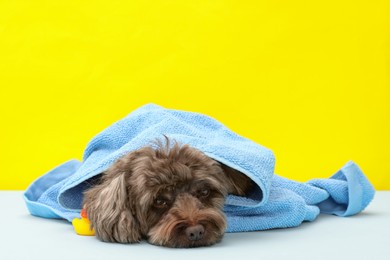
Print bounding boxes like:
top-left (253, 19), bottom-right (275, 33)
top-left (0, 0), bottom-right (389, 190)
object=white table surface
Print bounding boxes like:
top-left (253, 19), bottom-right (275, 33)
top-left (1, 191), bottom-right (389, 260)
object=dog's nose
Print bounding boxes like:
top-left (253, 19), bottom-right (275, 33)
top-left (185, 224), bottom-right (205, 241)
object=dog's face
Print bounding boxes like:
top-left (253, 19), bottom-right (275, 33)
top-left (83, 140), bottom-right (252, 247)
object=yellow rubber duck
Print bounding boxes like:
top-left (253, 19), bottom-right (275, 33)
top-left (72, 209), bottom-right (95, 236)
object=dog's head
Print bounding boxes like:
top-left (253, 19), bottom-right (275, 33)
top-left (83, 139), bottom-right (253, 247)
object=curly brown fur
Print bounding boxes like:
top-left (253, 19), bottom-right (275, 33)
top-left (83, 138), bottom-right (253, 247)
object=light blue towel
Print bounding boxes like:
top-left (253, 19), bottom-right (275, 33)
top-left (24, 104), bottom-right (375, 232)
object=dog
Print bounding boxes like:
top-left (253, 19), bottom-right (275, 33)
top-left (83, 138), bottom-right (253, 247)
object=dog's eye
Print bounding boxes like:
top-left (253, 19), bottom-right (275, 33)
top-left (198, 188), bottom-right (210, 198)
top-left (154, 197), bottom-right (169, 208)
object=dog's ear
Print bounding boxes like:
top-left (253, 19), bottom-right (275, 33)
top-left (83, 153), bottom-right (142, 243)
top-left (220, 164), bottom-right (254, 196)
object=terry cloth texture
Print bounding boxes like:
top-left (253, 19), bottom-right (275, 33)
top-left (24, 104), bottom-right (375, 232)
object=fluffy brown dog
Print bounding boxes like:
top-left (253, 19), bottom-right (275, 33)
top-left (83, 138), bottom-right (253, 247)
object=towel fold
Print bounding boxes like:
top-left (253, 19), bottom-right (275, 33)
top-left (24, 104), bottom-right (375, 232)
